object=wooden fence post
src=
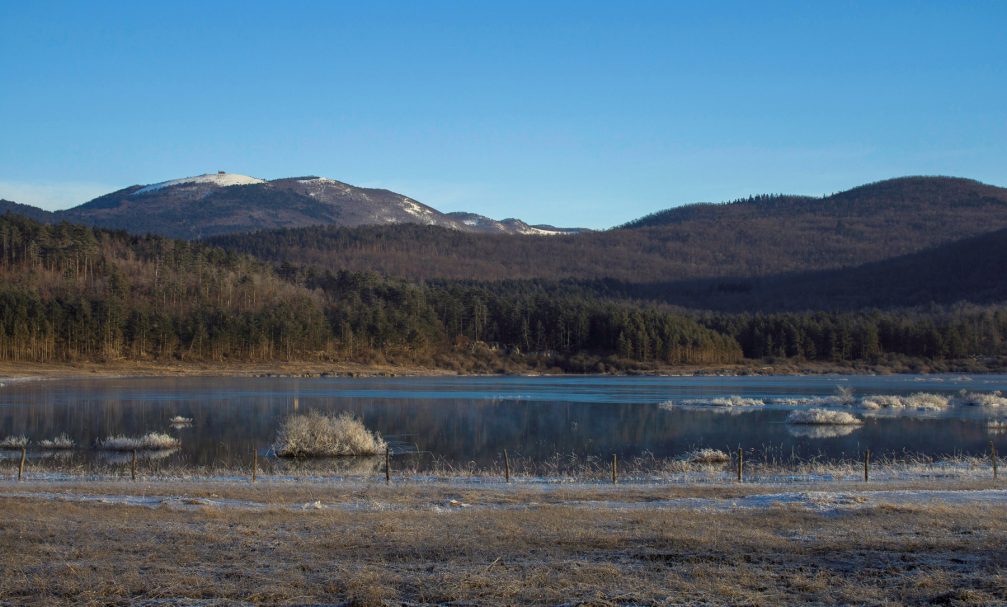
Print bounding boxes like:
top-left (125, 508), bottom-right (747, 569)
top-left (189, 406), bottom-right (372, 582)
top-left (503, 449), bottom-right (511, 483)
top-left (863, 449), bottom-right (870, 482)
top-left (611, 453), bottom-right (618, 484)
top-left (252, 449), bottom-right (257, 483)
top-left (737, 447), bottom-right (744, 483)
top-left (385, 445), bottom-right (391, 484)
top-left (992, 442), bottom-right (998, 481)
top-left (18, 447), bottom-right (26, 481)
top-left (131, 449), bottom-right (137, 481)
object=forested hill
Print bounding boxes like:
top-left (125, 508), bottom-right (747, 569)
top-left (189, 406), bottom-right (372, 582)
top-left (2, 212), bottom-right (1007, 369)
top-left (0, 214), bottom-right (741, 369)
top-left (209, 176), bottom-right (1007, 282)
top-left (569, 226), bottom-right (1007, 312)
top-left (619, 176), bottom-right (1007, 228)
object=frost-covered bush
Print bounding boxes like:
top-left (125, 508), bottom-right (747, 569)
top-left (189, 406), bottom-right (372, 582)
top-left (676, 396), bottom-right (767, 408)
top-left (786, 409), bottom-right (863, 425)
top-left (859, 393), bottom-right (949, 411)
top-left (169, 416), bottom-right (194, 425)
top-left (38, 434), bottom-right (75, 449)
top-left (98, 432), bottom-right (180, 451)
top-left (0, 435), bottom-right (28, 449)
top-left (273, 412), bottom-right (387, 457)
top-left (956, 391), bottom-right (1007, 408)
top-left (678, 448), bottom-right (731, 464)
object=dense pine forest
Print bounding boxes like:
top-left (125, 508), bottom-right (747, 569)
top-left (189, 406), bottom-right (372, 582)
top-left (3, 210), bottom-right (1007, 372)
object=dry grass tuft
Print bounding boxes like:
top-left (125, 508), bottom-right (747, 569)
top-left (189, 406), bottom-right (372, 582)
top-left (786, 408), bottom-right (863, 425)
top-left (98, 432), bottom-right (180, 451)
top-left (957, 390), bottom-right (1007, 408)
top-left (0, 435), bottom-right (28, 449)
top-left (860, 392), bottom-right (950, 411)
top-left (37, 434), bottom-right (75, 450)
top-left (273, 411), bottom-right (386, 457)
top-left (679, 448), bottom-right (731, 464)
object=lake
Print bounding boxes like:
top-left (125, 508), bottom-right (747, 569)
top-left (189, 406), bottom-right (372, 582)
top-left (1, 374), bottom-right (1006, 471)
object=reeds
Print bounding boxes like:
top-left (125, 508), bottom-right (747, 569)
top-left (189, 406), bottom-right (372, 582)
top-left (272, 411), bottom-right (386, 457)
top-left (0, 435), bottom-right (29, 449)
top-left (37, 434), bottom-right (76, 450)
top-left (98, 432), bottom-right (180, 451)
top-left (679, 448), bottom-right (731, 464)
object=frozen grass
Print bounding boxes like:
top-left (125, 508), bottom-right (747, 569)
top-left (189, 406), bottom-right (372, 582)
top-left (786, 408), bottom-right (863, 425)
top-left (665, 396), bottom-right (767, 409)
top-left (860, 392), bottom-right (950, 411)
top-left (37, 434), bottom-right (75, 450)
top-left (97, 432), bottom-right (180, 452)
top-left (661, 387), bottom-right (1007, 415)
top-left (273, 411), bottom-right (387, 457)
top-left (3, 482), bottom-right (1006, 606)
top-left (956, 390), bottom-right (1007, 408)
top-left (678, 448), bottom-right (731, 464)
top-left (0, 435), bottom-right (28, 449)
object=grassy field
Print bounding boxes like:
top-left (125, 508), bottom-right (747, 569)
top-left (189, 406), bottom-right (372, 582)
top-left (2, 479), bottom-right (1005, 606)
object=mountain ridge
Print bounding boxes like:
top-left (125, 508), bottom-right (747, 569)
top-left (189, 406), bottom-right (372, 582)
top-left (0, 172), bottom-right (583, 239)
top-left (207, 175), bottom-right (1007, 284)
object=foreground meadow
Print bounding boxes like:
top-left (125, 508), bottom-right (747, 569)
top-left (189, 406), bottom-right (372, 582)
top-left (1, 478), bottom-right (1005, 606)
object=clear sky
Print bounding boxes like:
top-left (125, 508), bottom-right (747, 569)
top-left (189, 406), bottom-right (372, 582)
top-left (1, 1), bottom-right (1005, 228)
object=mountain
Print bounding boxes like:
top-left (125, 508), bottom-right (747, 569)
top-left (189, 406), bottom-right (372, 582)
top-left (210, 176), bottom-right (1007, 284)
top-left (4, 172), bottom-right (579, 239)
top-left (0, 199), bottom-right (54, 223)
top-left (630, 226), bottom-right (1007, 311)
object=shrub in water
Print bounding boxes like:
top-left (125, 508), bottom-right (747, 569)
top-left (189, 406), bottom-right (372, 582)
top-left (273, 411), bottom-right (387, 457)
top-left (859, 393), bottom-right (949, 411)
top-left (38, 434), bottom-right (76, 449)
top-left (98, 432), bottom-right (180, 451)
top-left (679, 448), bottom-right (731, 464)
top-left (0, 435), bottom-right (28, 449)
top-left (786, 409), bottom-right (863, 425)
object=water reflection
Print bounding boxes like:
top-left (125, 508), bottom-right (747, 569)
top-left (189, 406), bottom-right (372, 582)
top-left (0, 375), bottom-right (1005, 468)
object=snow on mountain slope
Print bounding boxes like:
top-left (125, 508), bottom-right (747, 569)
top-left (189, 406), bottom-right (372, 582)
top-left (134, 173), bottom-right (265, 195)
top-left (43, 172), bottom-right (582, 240)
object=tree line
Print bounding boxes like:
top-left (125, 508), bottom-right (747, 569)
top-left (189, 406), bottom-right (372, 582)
top-left (3, 212), bottom-right (1007, 371)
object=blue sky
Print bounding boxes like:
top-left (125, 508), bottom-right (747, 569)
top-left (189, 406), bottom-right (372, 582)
top-left (1, 1), bottom-right (1004, 228)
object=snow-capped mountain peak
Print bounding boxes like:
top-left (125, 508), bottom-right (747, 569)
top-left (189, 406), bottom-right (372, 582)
top-left (133, 172), bottom-right (265, 195)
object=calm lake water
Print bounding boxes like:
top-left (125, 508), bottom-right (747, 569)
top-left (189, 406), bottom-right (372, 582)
top-left (1, 374), bottom-right (1006, 469)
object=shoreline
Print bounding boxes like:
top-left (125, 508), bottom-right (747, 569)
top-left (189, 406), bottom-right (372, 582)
top-left (1, 358), bottom-right (1004, 381)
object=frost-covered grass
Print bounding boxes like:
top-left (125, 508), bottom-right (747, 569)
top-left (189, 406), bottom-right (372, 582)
top-left (786, 409), bottom-right (863, 425)
top-left (678, 448), bottom-right (731, 464)
top-left (956, 390), bottom-right (1007, 408)
top-left (860, 392), bottom-right (950, 411)
top-left (660, 388), bottom-right (1007, 415)
top-left (37, 434), bottom-right (75, 450)
top-left (4, 480), bottom-right (1006, 606)
top-left (169, 416), bottom-right (193, 425)
top-left (0, 435), bottom-right (28, 449)
top-left (98, 432), bottom-right (180, 451)
top-left (273, 412), bottom-right (386, 457)
top-left (666, 396), bottom-right (767, 409)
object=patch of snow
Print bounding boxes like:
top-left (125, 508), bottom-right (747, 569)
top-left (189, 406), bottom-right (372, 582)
top-left (133, 173), bottom-right (264, 195)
